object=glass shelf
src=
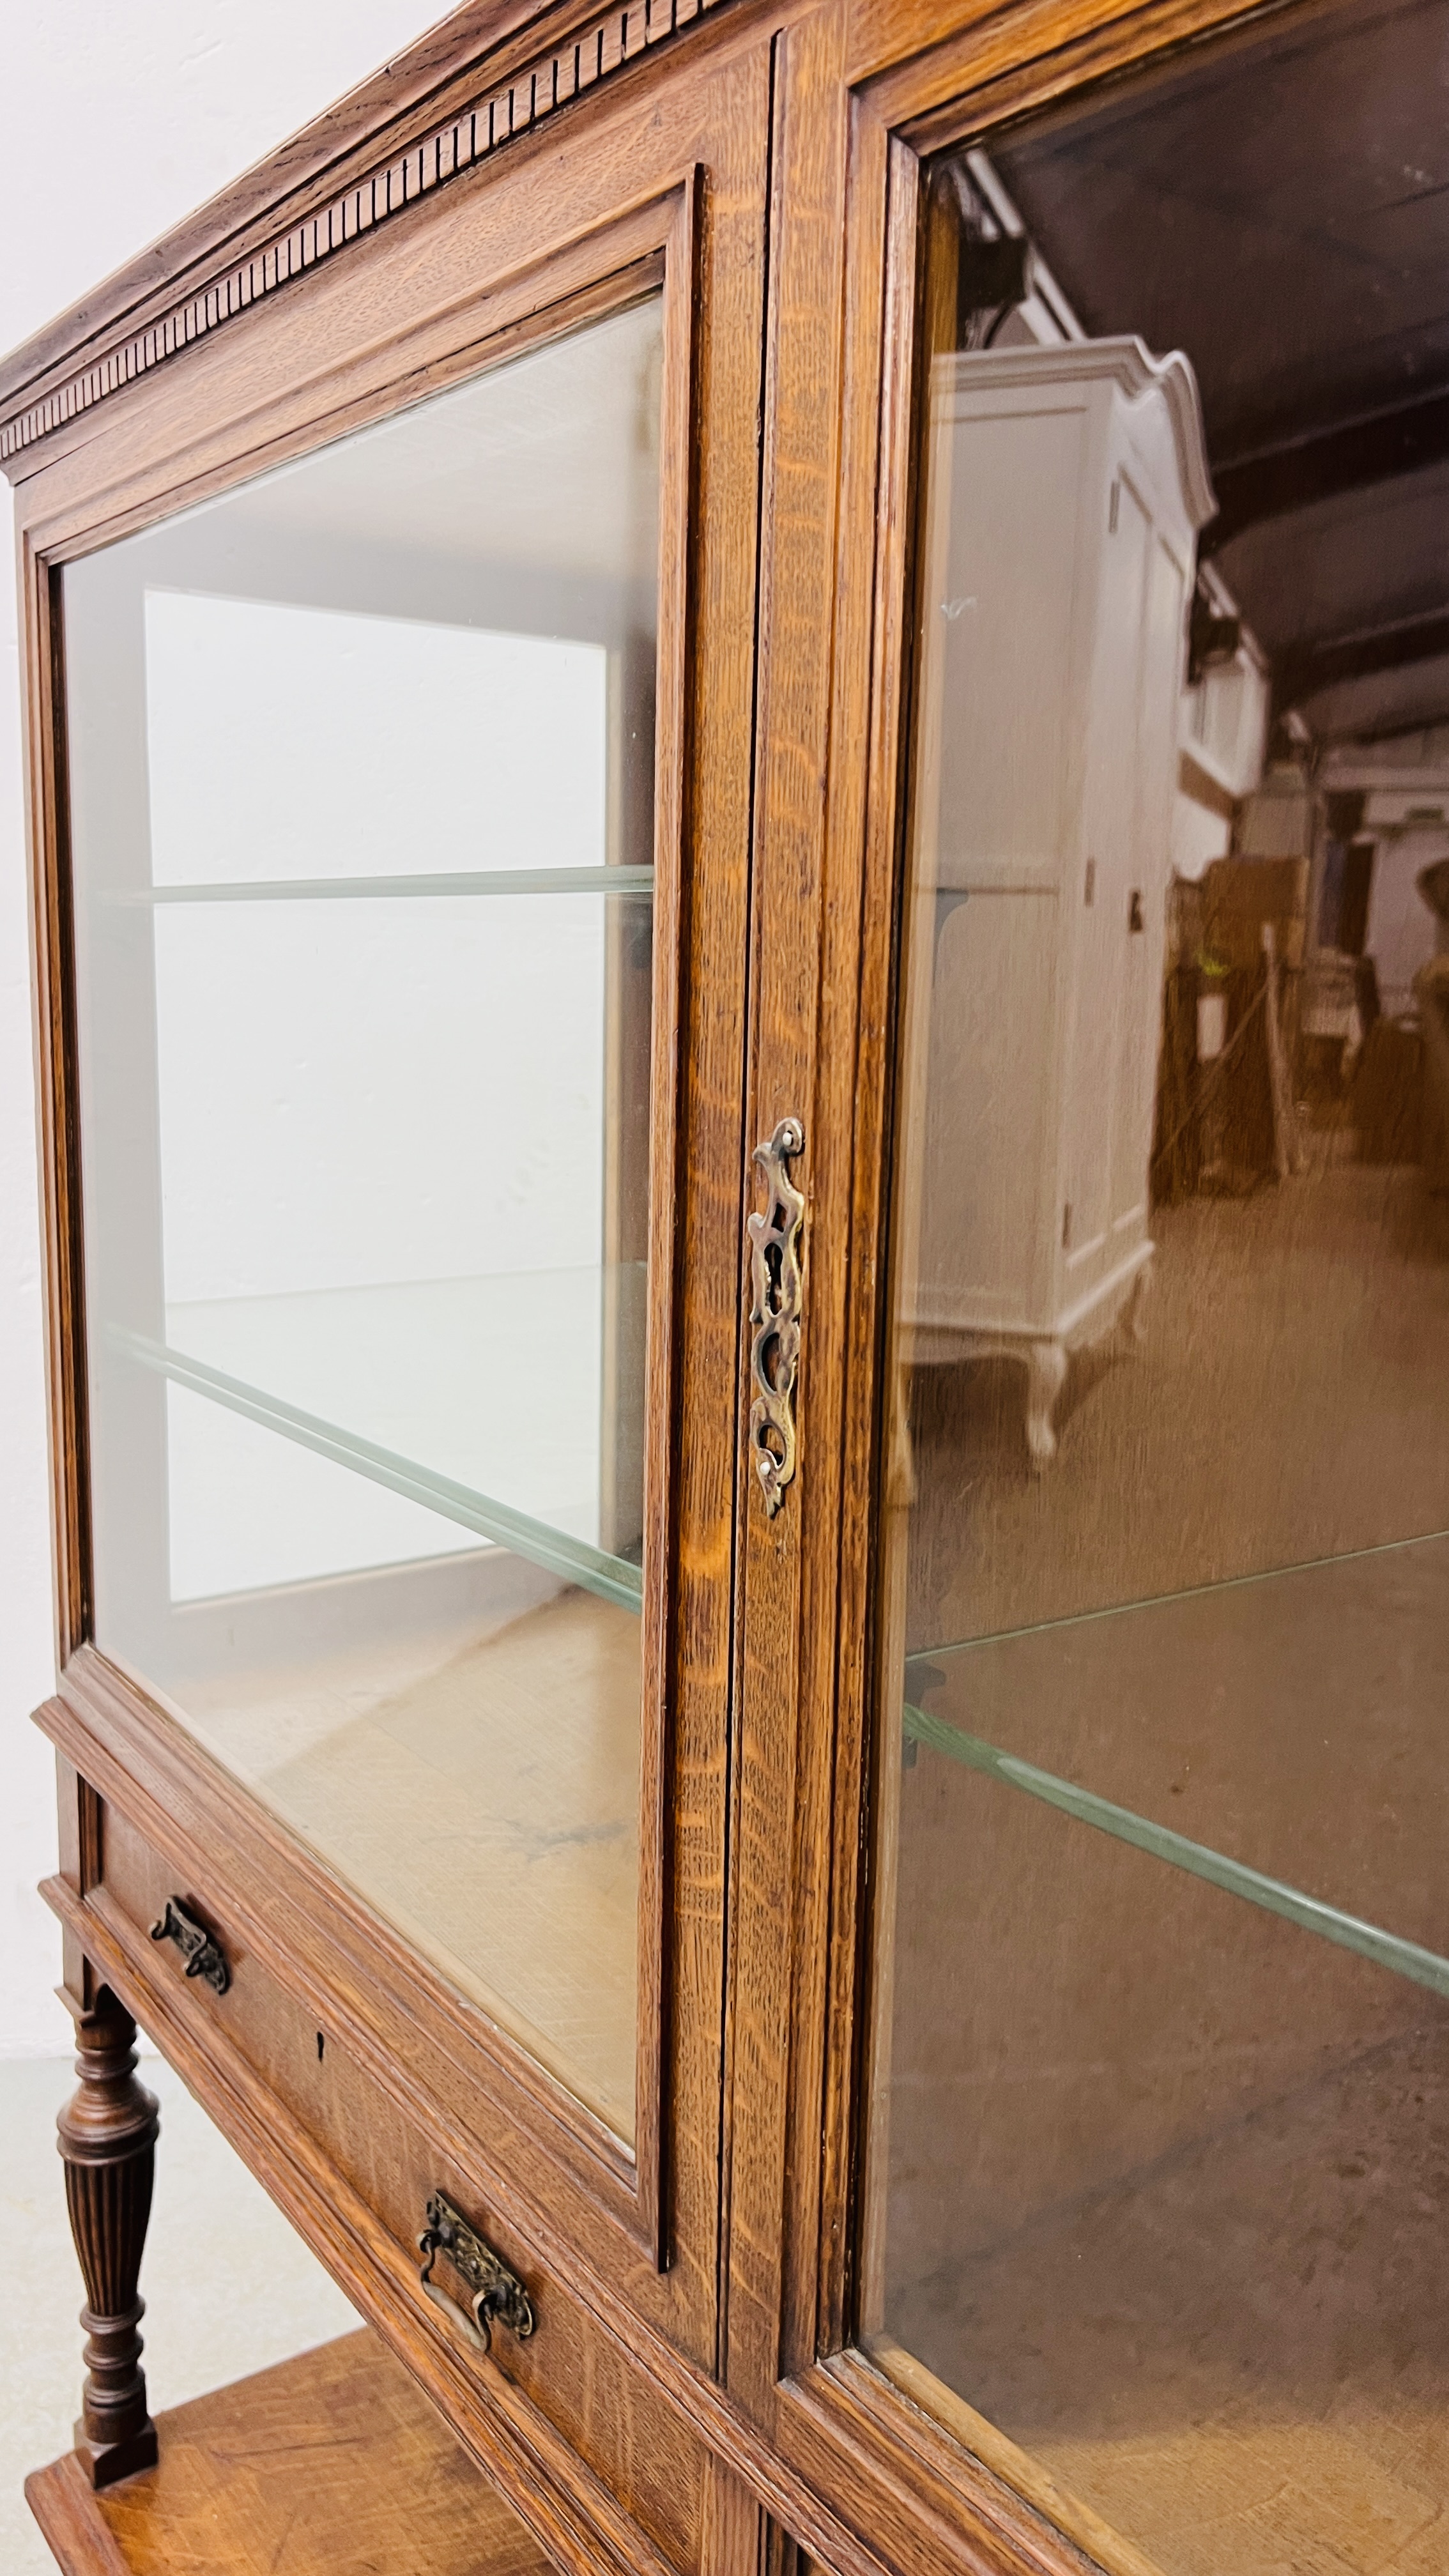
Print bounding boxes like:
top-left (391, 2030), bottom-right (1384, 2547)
top-left (109, 1305), bottom-right (645, 1614)
top-left (900, 1526), bottom-right (1449, 1978)
top-left (903, 1696), bottom-right (1449, 2007)
top-left (104, 865), bottom-right (656, 906)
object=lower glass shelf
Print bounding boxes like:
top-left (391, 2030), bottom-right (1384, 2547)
top-left (902, 1694), bottom-right (1449, 2004)
top-left (112, 1300), bottom-right (645, 1612)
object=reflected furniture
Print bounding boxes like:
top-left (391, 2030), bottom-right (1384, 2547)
top-left (903, 339), bottom-right (1214, 1460)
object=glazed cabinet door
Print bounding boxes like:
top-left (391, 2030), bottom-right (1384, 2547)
top-left (730, 4), bottom-right (1449, 2576)
top-left (14, 10), bottom-right (781, 2565)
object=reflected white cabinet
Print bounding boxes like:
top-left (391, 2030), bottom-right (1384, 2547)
top-left (903, 336), bottom-right (1215, 1459)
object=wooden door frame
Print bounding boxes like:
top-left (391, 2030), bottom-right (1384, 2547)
top-left (7, 0), bottom-right (778, 2382)
top-left (724, 3), bottom-right (1315, 2574)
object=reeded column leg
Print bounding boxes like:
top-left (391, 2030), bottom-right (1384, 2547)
top-left (57, 1987), bottom-right (160, 2487)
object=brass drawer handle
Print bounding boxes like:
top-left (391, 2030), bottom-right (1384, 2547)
top-left (747, 1116), bottom-right (806, 1518)
top-left (417, 2192), bottom-right (535, 2356)
top-left (150, 1896), bottom-right (231, 1995)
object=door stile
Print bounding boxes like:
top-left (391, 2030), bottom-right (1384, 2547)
top-left (637, 167), bottom-right (703, 2276)
top-left (718, 0), bottom-right (857, 2420)
top-left (20, 533), bottom-right (91, 1673)
top-left (806, 114), bottom-right (926, 2379)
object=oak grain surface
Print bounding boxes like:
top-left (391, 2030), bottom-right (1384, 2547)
top-left (27, 2330), bottom-right (552, 2576)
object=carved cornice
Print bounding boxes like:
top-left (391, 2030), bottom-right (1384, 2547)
top-left (0, 0), bottom-right (721, 467)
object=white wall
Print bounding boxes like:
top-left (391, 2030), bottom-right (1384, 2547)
top-left (0, 1), bottom-right (448, 2056)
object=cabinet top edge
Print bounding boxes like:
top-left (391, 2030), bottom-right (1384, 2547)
top-left (0, 0), bottom-right (715, 475)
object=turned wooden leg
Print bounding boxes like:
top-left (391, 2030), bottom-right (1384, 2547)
top-left (1025, 1338), bottom-right (1068, 1467)
top-left (58, 1987), bottom-right (160, 2488)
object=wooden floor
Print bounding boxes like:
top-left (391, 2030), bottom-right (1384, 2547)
top-left (885, 1154), bottom-right (1449, 2576)
top-left (26, 2331), bottom-right (551, 2576)
top-left (887, 2020), bottom-right (1449, 2576)
top-left (903, 1150), bottom-right (1449, 1652)
top-left (183, 1579), bottom-right (641, 2141)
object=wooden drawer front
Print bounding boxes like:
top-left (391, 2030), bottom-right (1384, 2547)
top-left (95, 1797), bottom-right (708, 2576)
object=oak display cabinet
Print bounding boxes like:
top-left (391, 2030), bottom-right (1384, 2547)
top-left (9, 3), bottom-right (1449, 2575)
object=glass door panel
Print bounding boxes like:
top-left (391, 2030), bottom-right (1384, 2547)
top-left (868, 8), bottom-right (1449, 2569)
top-left (65, 295), bottom-right (662, 2143)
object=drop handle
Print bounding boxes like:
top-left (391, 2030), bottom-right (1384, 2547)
top-left (1128, 888), bottom-right (1145, 933)
top-left (150, 1896), bottom-right (231, 1995)
top-left (417, 2193), bottom-right (535, 2356)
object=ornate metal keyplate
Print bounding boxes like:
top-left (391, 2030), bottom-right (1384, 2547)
top-left (747, 1116), bottom-right (806, 1517)
top-left (417, 2193), bottom-right (535, 2356)
top-left (150, 1896), bottom-right (231, 1995)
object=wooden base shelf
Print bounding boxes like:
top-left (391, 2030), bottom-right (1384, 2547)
top-left (26, 2329), bottom-right (555, 2576)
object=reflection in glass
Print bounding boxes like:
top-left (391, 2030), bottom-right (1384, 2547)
top-left (869, 13), bottom-right (1449, 2570)
top-left (65, 298), bottom-right (663, 2141)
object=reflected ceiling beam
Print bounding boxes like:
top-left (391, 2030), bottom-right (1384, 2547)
top-left (1203, 384), bottom-right (1449, 553)
top-left (1274, 607), bottom-right (1449, 712)
top-left (1323, 707), bottom-right (1449, 749)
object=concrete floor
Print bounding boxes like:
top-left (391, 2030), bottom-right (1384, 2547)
top-left (2, 2053), bottom-right (356, 2575)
